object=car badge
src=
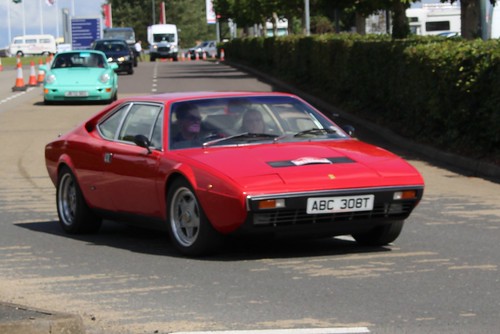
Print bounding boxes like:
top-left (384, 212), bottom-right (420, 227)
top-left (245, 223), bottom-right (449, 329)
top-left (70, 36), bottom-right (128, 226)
top-left (291, 157), bottom-right (332, 166)
top-left (328, 174), bottom-right (336, 180)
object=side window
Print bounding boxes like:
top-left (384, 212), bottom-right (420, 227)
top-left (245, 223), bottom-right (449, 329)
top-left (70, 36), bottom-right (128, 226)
top-left (98, 104), bottom-right (131, 139)
top-left (150, 111), bottom-right (163, 149)
top-left (118, 104), bottom-right (162, 143)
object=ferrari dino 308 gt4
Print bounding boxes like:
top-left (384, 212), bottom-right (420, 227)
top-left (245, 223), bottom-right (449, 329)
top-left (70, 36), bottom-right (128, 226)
top-left (45, 91), bottom-right (424, 255)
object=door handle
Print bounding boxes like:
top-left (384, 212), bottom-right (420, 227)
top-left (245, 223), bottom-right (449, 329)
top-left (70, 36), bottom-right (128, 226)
top-left (104, 152), bottom-right (113, 164)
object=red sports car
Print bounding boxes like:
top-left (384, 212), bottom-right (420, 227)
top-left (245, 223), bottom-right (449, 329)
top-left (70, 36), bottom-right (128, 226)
top-left (45, 92), bottom-right (424, 256)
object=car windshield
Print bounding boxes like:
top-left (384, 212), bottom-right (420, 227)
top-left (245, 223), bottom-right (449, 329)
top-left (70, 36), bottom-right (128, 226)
top-left (94, 41), bottom-right (128, 52)
top-left (52, 52), bottom-right (106, 69)
top-left (169, 96), bottom-right (349, 150)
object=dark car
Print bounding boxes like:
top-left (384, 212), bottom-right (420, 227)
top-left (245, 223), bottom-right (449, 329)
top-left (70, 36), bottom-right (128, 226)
top-left (91, 39), bottom-right (134, 75)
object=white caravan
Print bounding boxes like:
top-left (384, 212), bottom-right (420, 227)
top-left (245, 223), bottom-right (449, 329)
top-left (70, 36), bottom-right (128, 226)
top-left (406, 4), bottom-right (461, 36)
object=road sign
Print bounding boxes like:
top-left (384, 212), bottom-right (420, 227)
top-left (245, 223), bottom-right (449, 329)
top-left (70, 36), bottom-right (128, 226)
top-left (71, 17), bottom-right (102, 49)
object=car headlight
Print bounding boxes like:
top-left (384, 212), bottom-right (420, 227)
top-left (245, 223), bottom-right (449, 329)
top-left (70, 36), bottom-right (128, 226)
top-left (45, 74), bottom-right (56, 84)
top-left (107, 57), bottom-right (113, 62)
top-left (152, 45), bottom-right (158, 50)
top-left (117, 56), bottom-right (129, 62)
top-left (99, 73), bottom-right (110, 83)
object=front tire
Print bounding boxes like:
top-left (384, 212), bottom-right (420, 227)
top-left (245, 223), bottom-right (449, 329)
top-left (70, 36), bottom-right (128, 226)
top-left (167, 178), bottom-right (222, 256)
top-left (56, 166), bottom-right (102, 234)
top-left (352, 220), bottom-right (404, 246)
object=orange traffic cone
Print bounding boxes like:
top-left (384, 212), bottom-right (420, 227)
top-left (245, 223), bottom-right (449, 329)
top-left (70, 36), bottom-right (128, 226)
top-left (37, 58), bottom-right (45, 84)
top-left (0, 58), bottom-right (3, 71)
top-left (28, 61), bottom-right (38, 87)
top-left (180, 52), bottom-right (185, 61)
top-left (202, 51), bottom-right (207, 60)
top-left (220, 49), bottom-right (225, 61)
top-left (12, 62), bottom-right (27, 92)
top-left (195, 52), bottom-right (199, 61)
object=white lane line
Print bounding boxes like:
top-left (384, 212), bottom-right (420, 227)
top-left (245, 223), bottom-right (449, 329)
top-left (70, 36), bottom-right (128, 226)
top-left (171, 328), bottom-right (370, 334)
top-left (152, 61), bottom-right (159, 93)
top-left (0, 87), bottom-right (36, 110)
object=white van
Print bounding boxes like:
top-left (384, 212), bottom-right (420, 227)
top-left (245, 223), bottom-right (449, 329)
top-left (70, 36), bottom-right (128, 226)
top-left (147, 24), bottom-right (179, 61)
top-left (9, 34), bottom-right (57, 57)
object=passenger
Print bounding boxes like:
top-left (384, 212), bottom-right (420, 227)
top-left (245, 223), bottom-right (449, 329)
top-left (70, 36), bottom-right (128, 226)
top-left (171, 103), bottom-right (202, 148)
top-left (240, 108), bottom-right (265, 133)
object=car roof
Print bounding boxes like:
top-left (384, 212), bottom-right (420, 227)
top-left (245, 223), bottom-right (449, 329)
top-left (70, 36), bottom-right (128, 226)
top-left (116, 91), bottom-right (296, 104)
top-left (55, 50), bottom-right (106, 56)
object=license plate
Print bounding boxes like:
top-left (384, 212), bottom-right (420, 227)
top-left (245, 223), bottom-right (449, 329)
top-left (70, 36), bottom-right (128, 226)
top-left (65, 91), bottom-right (89, 97)
top-left (307, 194), bottom-right (374, 214)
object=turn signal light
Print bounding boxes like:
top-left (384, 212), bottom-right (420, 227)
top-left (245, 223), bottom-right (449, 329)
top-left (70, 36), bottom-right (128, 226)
top-left (258, 199), bottom-right (285, 210)
top-left (394, 190), bottom-right (417, 200)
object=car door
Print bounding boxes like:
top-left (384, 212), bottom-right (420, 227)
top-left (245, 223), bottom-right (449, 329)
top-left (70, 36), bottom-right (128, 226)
top-left (101, 102), bottom-right (165, 217)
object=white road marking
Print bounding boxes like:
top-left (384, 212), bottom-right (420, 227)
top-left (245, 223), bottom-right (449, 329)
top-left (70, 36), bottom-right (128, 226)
top-left (171, 328), bottom-right (370, 334)
top-left (0, 87), bottom-right (35, 110)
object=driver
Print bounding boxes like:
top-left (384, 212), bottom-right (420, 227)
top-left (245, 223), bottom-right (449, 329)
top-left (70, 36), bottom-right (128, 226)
top-left (171, 102), bottom-right (202, 148)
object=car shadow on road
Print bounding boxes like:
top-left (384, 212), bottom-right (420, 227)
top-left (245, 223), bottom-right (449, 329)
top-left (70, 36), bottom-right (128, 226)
top-left (16, 219), bottom-right (393, 261)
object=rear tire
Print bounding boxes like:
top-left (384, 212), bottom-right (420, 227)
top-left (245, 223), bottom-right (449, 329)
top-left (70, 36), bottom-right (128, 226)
top-left (352, 220), bottom-right (404, 246)
top-left (167, 178), bottom-right (222, 256)
top-left (56, 166), bottom-right (102, 234)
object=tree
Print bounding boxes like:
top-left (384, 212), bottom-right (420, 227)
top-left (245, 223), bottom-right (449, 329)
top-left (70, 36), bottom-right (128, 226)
top-left (213, 0), bottom-right (417, 38)
top-left (106, 0), bottom-right (217, 47)
top-left (446, 0), bottom-right (496, 39)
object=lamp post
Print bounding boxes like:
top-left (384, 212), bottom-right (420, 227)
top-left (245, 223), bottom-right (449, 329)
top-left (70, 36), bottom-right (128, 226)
top-left (152, 0), bottom-right (156, 24)
top-left (305, 0), bottom-right (310, 36)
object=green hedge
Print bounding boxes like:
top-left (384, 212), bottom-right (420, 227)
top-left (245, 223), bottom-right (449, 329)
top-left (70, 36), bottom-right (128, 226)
top-left (223, 34), bottom-right (500, 165)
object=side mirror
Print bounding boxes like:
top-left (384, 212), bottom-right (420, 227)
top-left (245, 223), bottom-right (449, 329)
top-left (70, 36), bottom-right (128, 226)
top-left (109, 63), bottom-right (119, 70)
top-left (341, 125), bottom-right (355, 137)
top-left (39, 65), bottom-right (47, 72)
top-left (134, 134), bottom-right (152, 153)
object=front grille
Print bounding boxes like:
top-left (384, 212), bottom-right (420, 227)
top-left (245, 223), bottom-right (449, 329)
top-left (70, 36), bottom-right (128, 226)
top-left (158, 47), bottom-right (171, 52)
top-left (253, 201), bottom-right (415, 227)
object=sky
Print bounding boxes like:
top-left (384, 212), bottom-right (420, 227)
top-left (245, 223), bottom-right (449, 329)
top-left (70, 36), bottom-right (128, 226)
top-left (0, 0), bottom-right (106, 48)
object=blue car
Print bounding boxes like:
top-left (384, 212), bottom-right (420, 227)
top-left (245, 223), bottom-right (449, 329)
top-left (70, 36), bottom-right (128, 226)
top-left (41, 50), bottom-right (119, 104)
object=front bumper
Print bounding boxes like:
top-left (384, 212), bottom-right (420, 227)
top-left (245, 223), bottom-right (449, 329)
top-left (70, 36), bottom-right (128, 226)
top-left (238, 185), bottom-right (424, 236)
top-left (43, 85), bottom-right (115, 101)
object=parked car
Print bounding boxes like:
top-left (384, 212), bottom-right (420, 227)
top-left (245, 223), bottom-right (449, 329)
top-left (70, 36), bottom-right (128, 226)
top-left (437, 31), bottom-right (460, 38)
top-left (40, 50), bottom-right (118, 104)
top-left (45, 92), bottom-right (424, 256)
top-left (91, 39), bottom-right (134, 74)
top-left (188, 40), bottom-right (217, 59)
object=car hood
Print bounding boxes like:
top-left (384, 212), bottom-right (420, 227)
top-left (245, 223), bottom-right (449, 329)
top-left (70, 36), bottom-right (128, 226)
top-left (49, 68), bottom-right (110, 85)
top-left (177, 140), bottom-right (424, 193)
top-left (101, 51), bottom-right (130, 58)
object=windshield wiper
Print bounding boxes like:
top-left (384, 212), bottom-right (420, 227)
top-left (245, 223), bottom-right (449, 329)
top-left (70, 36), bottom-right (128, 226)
top-left (294, 128), bottom-right (338, 137)
top-left (203, 132), bottom-right (279, 147)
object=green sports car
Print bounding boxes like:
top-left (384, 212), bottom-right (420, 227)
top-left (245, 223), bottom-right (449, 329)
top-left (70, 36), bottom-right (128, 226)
top-left (41, 50), bottom-right (119, 104)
